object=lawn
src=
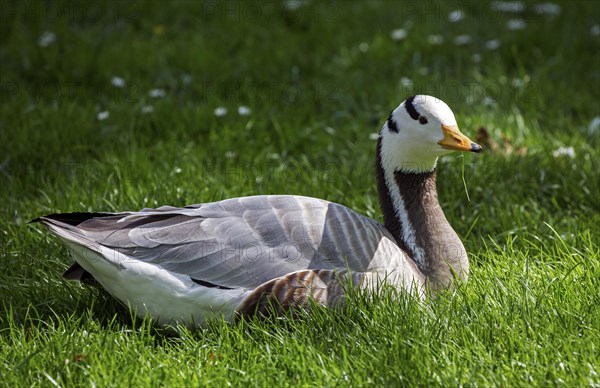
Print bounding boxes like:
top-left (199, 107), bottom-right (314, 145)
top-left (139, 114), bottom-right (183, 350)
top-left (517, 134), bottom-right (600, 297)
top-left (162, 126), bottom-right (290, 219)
top-left (1, 0), bottom-right (599, 386)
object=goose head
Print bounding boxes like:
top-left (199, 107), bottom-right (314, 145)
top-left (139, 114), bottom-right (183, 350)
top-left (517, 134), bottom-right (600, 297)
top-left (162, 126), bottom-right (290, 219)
top-left (380, 95), bottom-right (482, 173)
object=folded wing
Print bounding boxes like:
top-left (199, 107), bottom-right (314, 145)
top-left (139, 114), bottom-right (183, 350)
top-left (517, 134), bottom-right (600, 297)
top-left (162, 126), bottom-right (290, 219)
top-left (39, 195), bottom-right (398, 290)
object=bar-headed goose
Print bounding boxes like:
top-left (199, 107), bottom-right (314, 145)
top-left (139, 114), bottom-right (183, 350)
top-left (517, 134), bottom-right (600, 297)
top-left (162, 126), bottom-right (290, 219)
top-left (35, 95), bottom-right (482, 326)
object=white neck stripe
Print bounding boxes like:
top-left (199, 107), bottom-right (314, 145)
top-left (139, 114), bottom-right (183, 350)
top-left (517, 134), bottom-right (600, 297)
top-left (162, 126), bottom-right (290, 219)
top-left (382, 165), bottom-right (427, 268)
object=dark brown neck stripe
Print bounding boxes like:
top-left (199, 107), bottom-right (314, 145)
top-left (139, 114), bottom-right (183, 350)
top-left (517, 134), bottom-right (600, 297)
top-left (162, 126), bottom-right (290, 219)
top-left (375, 137), bottom-right (416, 259)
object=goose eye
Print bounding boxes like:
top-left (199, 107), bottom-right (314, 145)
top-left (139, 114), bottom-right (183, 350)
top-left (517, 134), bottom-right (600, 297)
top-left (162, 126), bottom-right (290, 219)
top-left (418, 116), bottom-right (428, 125)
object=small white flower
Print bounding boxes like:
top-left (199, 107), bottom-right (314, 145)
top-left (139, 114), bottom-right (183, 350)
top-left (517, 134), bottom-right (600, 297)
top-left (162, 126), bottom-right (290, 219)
top-left (238, 106), bottom-right (251, 116)
top-left (491, 1), bottom-right (524, 13)
top-left (400, 77), bottom-right (413, 88)
top-left (358, 42), bottom-right (369, 52)
top-left (484, 96), bottom-right (496, 105)
top-left (97, 111), bottom-right (109, 121)
top-left (111, 76), bottom-right (125, 88)
top-left (507, 19), bottom-right (527, 30)
top-left (149, 89), bottom-right (166, 98)
top-left (533, 3), bottom-right (561, 16)
top-left (369, 133), bottom-right (379, 141)
top-left (588, 116), bottom-right (600, 133)
top-left (390, 29), bottom-right (407, 41)
top-left (454, 35), bottom-right (472, 45)
top-left (428, 35), bottom-right (444, 45)
top-left (591, 24), bottom-right (600, 37)
top-left (512, 78), bottom-right (524, 88)
top-left (214, 107), bottom-right (227, 117)
top-left (552, 146), bottom-right (575, 159)
top-left (485, 39), bottom-right (501, 50)
top-left (38, 31), bottom-right (56, 47)
top-left (173, 167), bottom-right (182, 174)
top-left (448, 10), bottom-right (464, 22)
top-left (141, 105), bottom-right (154, 114)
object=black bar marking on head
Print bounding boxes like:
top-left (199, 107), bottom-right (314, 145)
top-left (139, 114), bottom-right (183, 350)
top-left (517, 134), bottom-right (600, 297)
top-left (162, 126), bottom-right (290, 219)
top-left (404, 95), bottom-right (420, 121)
top-left (387, 112), bottom-right (399, 132)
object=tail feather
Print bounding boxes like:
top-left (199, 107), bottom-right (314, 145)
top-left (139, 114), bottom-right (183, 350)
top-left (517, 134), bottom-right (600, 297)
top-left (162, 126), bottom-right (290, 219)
top-left (34, 214), bottom-right (113, 285)
top-left (63, 262), bottom-right (99, 285)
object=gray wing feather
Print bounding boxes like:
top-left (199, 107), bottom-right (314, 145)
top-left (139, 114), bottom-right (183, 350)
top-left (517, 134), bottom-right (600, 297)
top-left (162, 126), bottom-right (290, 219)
top-left (69, 195), bottom-right (396, 288)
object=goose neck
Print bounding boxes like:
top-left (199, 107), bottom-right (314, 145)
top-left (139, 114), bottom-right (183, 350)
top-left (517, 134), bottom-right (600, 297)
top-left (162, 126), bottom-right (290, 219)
top-left (375, 138), bottom-right (468, 290)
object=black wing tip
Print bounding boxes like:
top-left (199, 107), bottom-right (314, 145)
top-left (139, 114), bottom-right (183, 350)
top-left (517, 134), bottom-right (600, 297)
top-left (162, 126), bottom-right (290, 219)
top-left (191, 277), bottom-right (235, 290)
top-left (29, 212), bottom-right (116, 226)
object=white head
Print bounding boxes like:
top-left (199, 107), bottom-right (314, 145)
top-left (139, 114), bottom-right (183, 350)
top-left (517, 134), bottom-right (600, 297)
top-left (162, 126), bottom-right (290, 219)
top-left (380, 95), bottom-right (481, 173)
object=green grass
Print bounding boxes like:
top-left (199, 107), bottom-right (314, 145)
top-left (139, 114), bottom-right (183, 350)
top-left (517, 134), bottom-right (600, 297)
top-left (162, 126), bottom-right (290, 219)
top-left (1, 0), bottom-right (599, 386)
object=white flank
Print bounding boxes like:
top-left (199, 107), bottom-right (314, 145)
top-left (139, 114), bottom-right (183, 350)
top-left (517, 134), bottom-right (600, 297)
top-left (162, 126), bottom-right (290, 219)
top-left (366, 236), bottom-right (425, 298)
top-left (46, 222), bottom-right (248, 325)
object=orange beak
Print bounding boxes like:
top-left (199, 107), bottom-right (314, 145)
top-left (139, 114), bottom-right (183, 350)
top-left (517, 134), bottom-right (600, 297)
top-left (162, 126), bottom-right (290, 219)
top-left (438, 125), bottom-right (482, 153)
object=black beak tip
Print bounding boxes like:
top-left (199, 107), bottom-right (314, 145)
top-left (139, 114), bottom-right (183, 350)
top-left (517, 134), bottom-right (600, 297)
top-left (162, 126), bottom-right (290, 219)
top-left (471, 143), bottom-right (483, 153)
